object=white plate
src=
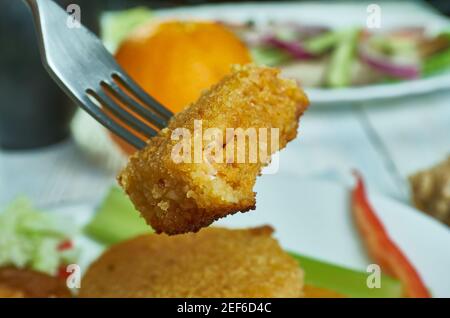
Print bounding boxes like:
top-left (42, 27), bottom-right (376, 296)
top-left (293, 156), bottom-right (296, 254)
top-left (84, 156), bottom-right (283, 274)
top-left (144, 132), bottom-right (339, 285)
top-left (215, 173), bottom-right (450, 297)
top-left (153, 1), bottom-right (450, 105)
top-left (61, 173), bottom-right (450, 297)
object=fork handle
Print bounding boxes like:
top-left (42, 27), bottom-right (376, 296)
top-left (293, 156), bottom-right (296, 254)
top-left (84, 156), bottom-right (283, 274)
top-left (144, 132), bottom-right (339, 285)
top-left (23, 0), bottom-right (48, 32)
top-left (23, 0), bottom-right (40, 12)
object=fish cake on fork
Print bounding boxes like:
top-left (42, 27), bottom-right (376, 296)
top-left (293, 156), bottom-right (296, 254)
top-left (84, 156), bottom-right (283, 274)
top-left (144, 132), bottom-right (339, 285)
top-left (118, 65), bottom-right (309, 234)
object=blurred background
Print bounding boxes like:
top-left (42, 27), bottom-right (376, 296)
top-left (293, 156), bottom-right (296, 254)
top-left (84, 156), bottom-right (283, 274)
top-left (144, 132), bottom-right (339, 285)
top-left (0, 0), bottom-right (449, 224)
top-left (0, 0), bottom-right (449, 298)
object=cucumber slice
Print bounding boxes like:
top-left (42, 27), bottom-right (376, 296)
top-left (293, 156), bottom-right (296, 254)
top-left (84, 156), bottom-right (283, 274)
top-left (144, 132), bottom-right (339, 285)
top-left (289, 252), bottom-right (403, 298)
top-left (304, 31), bottom-right (340, 54)
top-left (84, 187), bottom-right (152, 245)
top-left (326, 28), bottom-right (359, 87)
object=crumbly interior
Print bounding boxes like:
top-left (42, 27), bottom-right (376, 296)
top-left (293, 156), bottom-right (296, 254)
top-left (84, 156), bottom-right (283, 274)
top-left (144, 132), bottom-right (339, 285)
top-left (409, 156), bottom-right (450, 226)
top-left (80, 226), bottom-right (304, 298)
top-left (118, 64), bottom-right (309, 234)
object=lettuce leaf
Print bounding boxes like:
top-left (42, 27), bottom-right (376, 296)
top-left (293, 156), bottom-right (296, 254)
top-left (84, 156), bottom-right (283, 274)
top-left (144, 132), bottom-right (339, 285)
top-left (101, 7), bottom-right (154, 52)
top-left (0, 198), bottom-right (77, 275)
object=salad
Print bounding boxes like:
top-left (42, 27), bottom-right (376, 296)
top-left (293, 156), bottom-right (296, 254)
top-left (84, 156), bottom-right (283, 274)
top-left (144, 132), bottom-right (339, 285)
top-left (0, 198), bottom-right (78, 277)
top-left (226, 21), bottom-right (450, 88)
top-left (101, 8), bottom-right (450, 89)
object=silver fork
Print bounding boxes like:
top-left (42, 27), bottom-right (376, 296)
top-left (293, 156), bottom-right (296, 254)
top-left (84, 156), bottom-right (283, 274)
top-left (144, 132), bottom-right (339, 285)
top-left (24, 0), bottom-right (173, 149)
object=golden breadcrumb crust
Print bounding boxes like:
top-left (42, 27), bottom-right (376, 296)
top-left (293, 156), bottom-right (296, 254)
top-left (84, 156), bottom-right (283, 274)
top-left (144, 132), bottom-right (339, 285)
top-left (118, 65), bottom-right (309, 234)
top-left (0, 267), bottom-right (71, 298)
top-left (80, 226), bottom-right (304, 298)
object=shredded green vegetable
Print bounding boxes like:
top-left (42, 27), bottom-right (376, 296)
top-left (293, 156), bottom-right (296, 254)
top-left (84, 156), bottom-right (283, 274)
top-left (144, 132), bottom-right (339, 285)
top-left (0, 198), bottom-right (78, 275)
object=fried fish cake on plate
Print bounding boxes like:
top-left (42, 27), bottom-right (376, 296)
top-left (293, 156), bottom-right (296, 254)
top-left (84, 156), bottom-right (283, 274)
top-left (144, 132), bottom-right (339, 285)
top-left (80, 226), bottom-right (304, 298)
top-left (118, 65), bottom-right (309, 234)
top-left (0, 267), bottom-right (71, 298)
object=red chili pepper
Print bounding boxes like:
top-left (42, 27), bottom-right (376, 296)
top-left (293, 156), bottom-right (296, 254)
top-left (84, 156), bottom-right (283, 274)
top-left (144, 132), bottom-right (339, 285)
top-left (351, 172), bottom-right (431, 298)
top-left (57, 264), bottom-right (70, 280)
top-left (57, 239), bottom-right (73, 251)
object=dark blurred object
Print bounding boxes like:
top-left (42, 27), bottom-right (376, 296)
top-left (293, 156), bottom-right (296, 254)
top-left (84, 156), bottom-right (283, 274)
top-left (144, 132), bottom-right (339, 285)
top-left (101, 0), bottom-right (450, 16)
top-left (426, 0), bottom-right (450, 17)
top-left (0, 0), bottom-right (99, 150)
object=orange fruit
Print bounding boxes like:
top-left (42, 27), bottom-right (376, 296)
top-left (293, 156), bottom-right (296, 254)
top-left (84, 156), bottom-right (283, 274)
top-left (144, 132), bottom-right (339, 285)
top-left (111, 20), bottom-right (251, 155)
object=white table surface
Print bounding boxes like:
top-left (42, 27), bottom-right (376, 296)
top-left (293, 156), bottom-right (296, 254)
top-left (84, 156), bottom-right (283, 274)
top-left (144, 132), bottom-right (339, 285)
top-left (1, 89), bottom-right (449, 210)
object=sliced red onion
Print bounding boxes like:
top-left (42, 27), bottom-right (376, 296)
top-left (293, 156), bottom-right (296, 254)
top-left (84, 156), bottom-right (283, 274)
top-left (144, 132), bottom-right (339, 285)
top-left (263, 35), bottom-right (315, 60)
top-left (358, 46), bottom-right (420, 79)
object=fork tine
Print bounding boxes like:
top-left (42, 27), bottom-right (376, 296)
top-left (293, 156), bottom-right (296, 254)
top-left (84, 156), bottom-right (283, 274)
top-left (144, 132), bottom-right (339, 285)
top-left (81, 95), bottom-right (146, 149)
top-left (103, 81), bottom-right (169, 129)
top-left (24, 0), bottom-right (169, 149)
top-left (89, 89), bottom-right (157, 139)
top-left (113, 72), bottom-right (174, 120)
